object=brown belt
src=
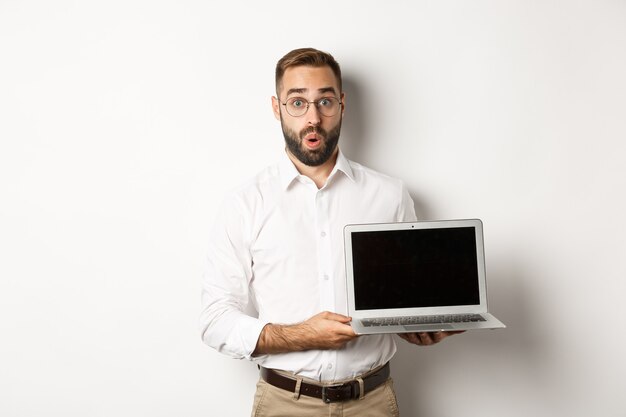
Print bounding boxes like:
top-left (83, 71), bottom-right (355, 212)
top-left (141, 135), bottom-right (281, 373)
top-left (259, 362), bottom-right (390, 403)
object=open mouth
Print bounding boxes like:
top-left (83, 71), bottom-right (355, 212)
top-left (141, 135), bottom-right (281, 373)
top-left (303, 133), bottom-right (322, 149)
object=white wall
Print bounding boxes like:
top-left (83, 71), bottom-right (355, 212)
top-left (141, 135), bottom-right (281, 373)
top-left (1, 1), bottom-right (625, 416)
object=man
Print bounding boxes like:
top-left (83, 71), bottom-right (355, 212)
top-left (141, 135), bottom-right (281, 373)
top-left (200, 47), bottom-right (461, 416)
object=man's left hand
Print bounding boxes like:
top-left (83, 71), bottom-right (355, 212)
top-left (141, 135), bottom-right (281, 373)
top-left (398, 331), bottom-right (465, 346)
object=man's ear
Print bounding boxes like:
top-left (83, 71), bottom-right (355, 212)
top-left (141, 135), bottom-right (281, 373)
top-left (340, 92), bottom-right (346, 116)
top-left (271, 96), bottom-right (281, 120)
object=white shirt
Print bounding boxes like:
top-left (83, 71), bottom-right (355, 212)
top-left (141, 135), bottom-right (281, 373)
top-left (200, 149), bottom-right (416, 381)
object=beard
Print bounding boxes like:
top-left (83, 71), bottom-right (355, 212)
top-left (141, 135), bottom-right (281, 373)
top-left (281, 119), bottom-right (342, 167)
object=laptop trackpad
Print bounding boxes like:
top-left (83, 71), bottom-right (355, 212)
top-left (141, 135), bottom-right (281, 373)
top-left (403, 324), bottom-right (455, 332)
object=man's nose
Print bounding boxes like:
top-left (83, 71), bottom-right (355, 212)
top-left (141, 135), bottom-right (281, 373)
top-left (305, 103), bottom-right (321, 125)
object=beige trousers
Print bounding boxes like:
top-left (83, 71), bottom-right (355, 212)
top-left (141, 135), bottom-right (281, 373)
top-left (250, 377), bottom-right (400, 417)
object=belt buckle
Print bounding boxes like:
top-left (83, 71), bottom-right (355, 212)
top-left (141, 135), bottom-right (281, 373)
top-left (321, 383), bottom-right (349, 403)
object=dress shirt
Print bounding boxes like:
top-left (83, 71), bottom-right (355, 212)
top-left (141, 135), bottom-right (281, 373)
top-left (200, 148), bottom-right (417, 381)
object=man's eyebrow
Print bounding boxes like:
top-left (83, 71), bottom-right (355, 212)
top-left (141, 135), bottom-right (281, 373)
top-left (286, 88), bottom-right (308, 96)
top-left (317, 87), bottom-right (337, 95)
top-left (285, 86), bottom-right (338, 97)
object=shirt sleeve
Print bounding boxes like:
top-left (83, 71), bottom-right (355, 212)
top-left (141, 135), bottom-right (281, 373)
top-left (199, 195), bottom-right (267, 360)
top-left (396, 182), bottom-right (418, 222)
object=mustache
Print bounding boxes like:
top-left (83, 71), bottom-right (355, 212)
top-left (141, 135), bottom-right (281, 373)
top-left (300, 126), bottom-right (327, 139)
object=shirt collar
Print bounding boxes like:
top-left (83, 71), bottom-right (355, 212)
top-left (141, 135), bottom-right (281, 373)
top-left (278, 148), bottom-right (355, 190)
top-left (331, 149), bottom-right (355, 183)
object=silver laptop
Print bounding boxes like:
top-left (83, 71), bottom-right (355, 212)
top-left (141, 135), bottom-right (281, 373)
top-left (344, 219), bottom-right (505, 334)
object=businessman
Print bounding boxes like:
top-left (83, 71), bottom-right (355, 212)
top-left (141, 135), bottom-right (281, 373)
top-left (200, 47), bottom-right (462, 416)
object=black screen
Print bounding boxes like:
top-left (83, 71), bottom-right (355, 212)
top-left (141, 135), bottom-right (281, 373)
top-left (351, 227), bottom-right (481, 310)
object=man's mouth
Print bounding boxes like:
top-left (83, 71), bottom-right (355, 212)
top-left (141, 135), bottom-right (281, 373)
top-left (303, 131), bottom-right (323, 149)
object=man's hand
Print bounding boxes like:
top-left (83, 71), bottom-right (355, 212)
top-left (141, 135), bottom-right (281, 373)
top-left (301, 311), bottom-right (358, 350)
top-left (398, 331), bottom-right (465, 346)
top-left (253, 311), bottom-right (358, 355)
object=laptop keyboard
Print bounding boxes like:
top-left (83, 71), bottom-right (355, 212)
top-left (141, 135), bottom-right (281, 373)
top-left (362, 314), bottom-right (486, 327)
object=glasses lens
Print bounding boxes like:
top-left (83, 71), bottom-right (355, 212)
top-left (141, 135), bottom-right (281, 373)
top-left (286, 98), bottom-right (308, 117)
top-left (316, 97), bottom-right (340, 117)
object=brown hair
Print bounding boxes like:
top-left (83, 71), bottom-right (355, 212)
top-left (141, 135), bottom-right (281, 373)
top-left (275, 47), bottom-right (342, 95)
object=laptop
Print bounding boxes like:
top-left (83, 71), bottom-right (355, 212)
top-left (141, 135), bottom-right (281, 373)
top-left (343, 219), bottom-right (505, 334)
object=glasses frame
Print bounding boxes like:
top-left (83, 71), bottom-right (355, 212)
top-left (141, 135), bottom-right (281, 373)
top-left (280, 96), bottom-right (343, 118)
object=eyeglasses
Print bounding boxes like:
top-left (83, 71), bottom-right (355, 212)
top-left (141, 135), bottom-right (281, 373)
top-left (281, 97), bottom-right (342, 117)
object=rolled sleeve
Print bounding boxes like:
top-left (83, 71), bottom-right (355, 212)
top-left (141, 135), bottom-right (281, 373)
top-left (199, 196), bottom-right (267, 360)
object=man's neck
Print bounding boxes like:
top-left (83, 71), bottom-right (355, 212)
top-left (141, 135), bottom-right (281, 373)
top-left (286, 148), bottom-right (339, 189)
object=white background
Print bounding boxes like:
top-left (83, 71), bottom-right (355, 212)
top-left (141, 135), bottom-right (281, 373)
top-left (1, 1), bottom-right (625, 416)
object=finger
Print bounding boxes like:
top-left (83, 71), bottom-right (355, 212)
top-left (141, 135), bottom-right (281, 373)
top-left (321, 318), bottom-right (356, 335)
top-left (331, 327), bottom-right (359, 345)
top-left (418, 332), bottom-right (435, 345)
top-left (435, 330), bottom-right (465, 341)
top-left (336, 324), bottom-right (357, 336)
top-left (399, 333), bottom-right (422, 345)
top-left (410, 333), bottom-right (423, 344)
top-left (320, 311), bottom-right (352, 323)
top-left (431, 332), bottom-right (445, 344)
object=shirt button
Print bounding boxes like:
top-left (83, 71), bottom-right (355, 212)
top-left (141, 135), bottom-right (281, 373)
top-left (327, 363), bottom-right (333, 370)
top-left (320, 231), bottom-right (326, 237)
top-left (323, 274), bottom-right (329, 281)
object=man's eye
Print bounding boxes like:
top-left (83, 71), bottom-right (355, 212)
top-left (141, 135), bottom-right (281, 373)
top-left (318, 98), bottom-right (331, 106)
top-left (291, 99), bottom-right (305, 107)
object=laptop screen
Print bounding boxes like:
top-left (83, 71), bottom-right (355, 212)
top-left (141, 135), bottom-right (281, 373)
top-left (350, 226), bottom-right (481, 310)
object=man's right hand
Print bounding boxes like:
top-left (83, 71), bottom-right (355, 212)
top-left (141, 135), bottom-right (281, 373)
top-left (253, 311), bottom-right (358, 355)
